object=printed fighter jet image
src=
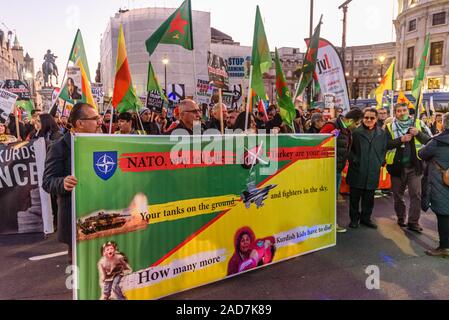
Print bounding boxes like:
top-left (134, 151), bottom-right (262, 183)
top-left (241, 181), bottom-right (277, 209)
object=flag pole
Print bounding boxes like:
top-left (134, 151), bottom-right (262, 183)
top-left (192, 50), bottom-right (198, 102)
top-left (137, 109), bottom-right (145, 133)
top-left (219, 88), bottom-right (224, 135)
top-left (108, 103), bottom-right (114, 134)
top-left (15, 106), bottom-right (21, 141)
top-left (390, 88), bottom-right (394, 118)
top-left (245, 65), bottom-right (254, 132)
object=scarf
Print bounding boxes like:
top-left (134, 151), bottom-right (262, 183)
top-left (392, 117), bottom-right (414, 138)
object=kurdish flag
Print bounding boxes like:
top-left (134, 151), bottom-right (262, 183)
top-left (59, 30), bottom-right (97, 108)
top-left (251, 6), bottom-right (272, 100)
top-left (275, 48), bottom-right (296, 129)
top-left (147, 61), bottom-right (167, 101)
top-left (295, 16), bottom-right (322, 99)
top-left (145, 0), bottom-right (193, 56)
top-left (375, 59), bottom-right (395, 108)
top-left (412, 34), bottom-right (430, 100)
top-left (112, 24), bottom-right (141, 113)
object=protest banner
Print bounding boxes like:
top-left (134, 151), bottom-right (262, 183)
top-left (307, 38), bottom-right (351, 113)
top-left (73, 134), bottom-right (336, 300)
top-left (1, 80), bottom-right (32, 100)
top-left (208, 51), bottom-right (229, 90)
top-left (227, 56), bottom-right (251, 79)
top-left (91, 83), bottom-right (104, 105)
top-left (146, 90), bottom-right (165, 114)
top-left (60, 66), bottom-right (83, 103)
top-left (0, 89), bottom-right (18, 124)
top-left (0, 138), bottom-right (53, 235)
top-left (196, 79), bottom-right (213, 105)
top-left (167, 84), bottom-right (185, 103)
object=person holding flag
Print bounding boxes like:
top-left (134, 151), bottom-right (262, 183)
top-left (385, 34), bottom-right (432, 233)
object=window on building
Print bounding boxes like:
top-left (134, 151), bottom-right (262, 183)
top-left (405, 80), bottom-right (413, 91)
top-left (406, 47), bottom-right (415, 69)
top-left (430, 41), bottom-right (444, 65)
top-left (428, 78), bottom-right (441, 90)
top-left (432, 12), bottom-right (446, 26)
top-left (408, 19), bottom-right (417, 32)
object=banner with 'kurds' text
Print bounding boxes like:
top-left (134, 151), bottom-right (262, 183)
top-left (0, 139), bottom-right (53, 235)
top-left (73, 134), bottom-right (336, 300)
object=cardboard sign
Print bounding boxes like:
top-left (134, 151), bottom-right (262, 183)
top-left (0, 89), bottom-right (18, 124)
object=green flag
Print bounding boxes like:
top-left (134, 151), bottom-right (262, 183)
top-left (147, 61), bottom-right (168, 101)
top-left (275, 48), bottom-right (296, 129)
top-left (59, 30), bottom-right (97, 108)
top-left (16, 100), bottom-right (34, 114)
top-left (145, 0), bottom-right (193, 56)
top-left (68, 29), bottom-right (91, 79)
top-left (295, 16), bottom-right (322, 98)
top-left (412, 33), bottom-right (430, 100)
top-left (251, 6), bottom-right (272, 100)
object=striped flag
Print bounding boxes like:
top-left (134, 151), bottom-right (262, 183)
top-left (112, 24), bottom-right (141, 113)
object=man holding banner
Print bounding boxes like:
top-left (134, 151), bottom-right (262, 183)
top-left (43, 103), bottom-right (100, 263)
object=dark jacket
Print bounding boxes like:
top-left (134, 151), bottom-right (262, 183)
top-left (307, 125), bottom-right (321, 134)
top-left (418, 130), bottom-right (449, 216)
top-left (347, 125), bottom-right (388, 190)
top-left (42, 132), bottom-right (72, 245)
top-left (320, 117), bottom-right (352, 172)
top-left (165, 120), bottom-right (196, 136)
top-left (205, 118), bottom-right (224, 131)
top-left (386, 122), bottom-right (431, 177)
top-left (142, 121), bottom-right (160, 135)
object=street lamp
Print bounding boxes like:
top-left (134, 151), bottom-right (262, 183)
top-left (162, 56), bottom-right (169, 95)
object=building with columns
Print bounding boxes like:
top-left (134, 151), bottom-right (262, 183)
top-left (395, 0), bottom-right (449, 93)
top-left (344, 42), bottom-right (397, 100)
top-left (100, 7), bottom-right (304, 106)
top-left (0, 30), bottom-right (37, 103)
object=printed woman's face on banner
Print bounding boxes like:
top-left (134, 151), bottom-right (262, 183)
top-left (240, 234), bottom-right (252, 254)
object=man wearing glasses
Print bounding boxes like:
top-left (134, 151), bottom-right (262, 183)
top-left (346, 108), bottom-right (387, 229)
top-left (43, 103), bottom-right (100, 264)
top-left (166, 99), bottom-right (203, 135)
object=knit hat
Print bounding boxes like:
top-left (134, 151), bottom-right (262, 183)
top-left (139, 107), bottom-right (150, 117)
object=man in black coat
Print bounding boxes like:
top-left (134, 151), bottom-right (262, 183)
top-left (320, 108), bottom-right (365, 233)
top-left (43, 103), bottom-right (99, 264)
top-left (347, 108), bottom-right (387, 229)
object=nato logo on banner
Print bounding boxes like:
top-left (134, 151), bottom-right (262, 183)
top-left (93, 152), bottom-right (118, 181)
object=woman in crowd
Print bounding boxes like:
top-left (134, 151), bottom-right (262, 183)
top-left (0, 122), bottom-right (18, 145)
top-left (419, 113), bottom-right (449, 258)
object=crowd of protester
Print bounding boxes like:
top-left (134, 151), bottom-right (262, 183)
top-left (1, 98), bottom-right (448, 261)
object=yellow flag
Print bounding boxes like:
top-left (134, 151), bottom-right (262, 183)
top-left (375, 60), bottom-right (395, 109)
top-left (398, 90), bottom-right (425, 113)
